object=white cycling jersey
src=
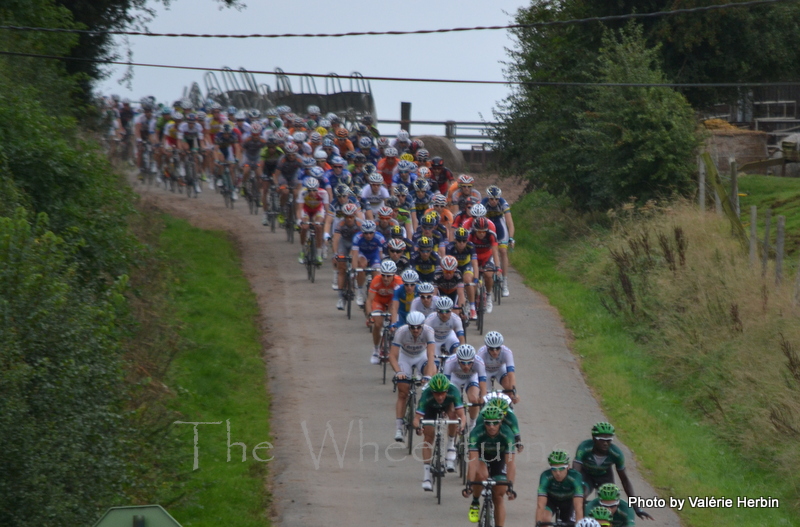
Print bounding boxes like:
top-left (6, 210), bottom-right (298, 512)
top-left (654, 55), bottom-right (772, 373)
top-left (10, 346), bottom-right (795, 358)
top-left (410, 296), bottom-right (438, 318)
top-left (135, 114), bottom-right (157, 134)
top-left (443, 354), bottom-right (487, 386)
top-left (391, 324), bottom-right (435, 357)
top-left (360, 185), bottom-right (390, 216)
top-left (423, 312), bottom-right (464, 342)
top-left (178, 122), bottom-right (205, 138)
top-left (476, 345), bottom-right (516, 378)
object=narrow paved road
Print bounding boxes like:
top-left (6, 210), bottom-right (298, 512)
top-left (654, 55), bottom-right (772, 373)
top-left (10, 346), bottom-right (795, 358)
top-left (132, 176), bottom-right (679, 527)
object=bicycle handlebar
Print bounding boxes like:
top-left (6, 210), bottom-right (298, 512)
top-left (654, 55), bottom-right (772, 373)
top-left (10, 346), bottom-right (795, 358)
top-left (466, 479), bottom-right (513, 488)
top-left (420, 419), bottom-right (461, 426)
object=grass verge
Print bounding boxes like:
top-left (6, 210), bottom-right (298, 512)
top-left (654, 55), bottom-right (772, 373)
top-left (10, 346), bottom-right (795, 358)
top-left (510, 192), bottom-right (798, 527)
top-left (738, 174), bottom-right (800, 256)
top-left (160, 215), bottom-right (271, 527)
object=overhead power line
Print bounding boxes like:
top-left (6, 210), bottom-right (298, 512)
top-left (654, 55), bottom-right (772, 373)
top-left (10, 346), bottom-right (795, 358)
top-left (2, 49), bottom-right (799, 89)
top-left (0, 0), bottom-right (796, 39)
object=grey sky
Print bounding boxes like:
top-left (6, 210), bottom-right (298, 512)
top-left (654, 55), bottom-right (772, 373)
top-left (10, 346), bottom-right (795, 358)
top-left (97, 0), bottom-right (527, 137)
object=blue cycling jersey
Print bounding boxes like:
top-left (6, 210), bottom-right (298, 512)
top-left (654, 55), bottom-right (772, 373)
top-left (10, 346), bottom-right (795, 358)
top-left (352, 231), bottom-right (386, 257)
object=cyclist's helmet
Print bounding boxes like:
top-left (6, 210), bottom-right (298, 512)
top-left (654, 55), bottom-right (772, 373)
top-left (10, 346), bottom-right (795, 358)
top-left (314, 149), bottom-right (328, 160)
top-left (418, 166), bottom-right (431, 179)
top-left (413, 178), bottom-right (430, 192)
top-left (307, 104), bottom-right (321, 115)
top-left (454, 227), bottom-right (469, 241)
top-left (592, 421), bottom-right (615, 437)
top-left (196, 111), bottom-right (207, 120)
top-left (428, 373), bottom-right (449, 393)
top-left (335, 128), bottom-right (349, 138)
top-left (590, 507), bottom-right (613, 522)
top-left (294, 116), bottom-right (306, 127)
top-left (420, 214), bottom-right (436, 229)
top-left (432, 193), bottom-right (447, 207)
top-left (387, 238), bottom-right (407, 252)
top-left (484, 331), bottom-right (504, 347)
top-left (342, 203), bottom-right (359, 216)
top-left (435, 296), bottom-right (454, 311)
top-left (172, 112), bottom-right (184, 120)
top-left (473, 217), bottom-right (490, 231)
top-left (293, 131), bottom-right (307, 143)
top-left (376, 137), bottom-right (390, 148)
top-left (597, 483), bottom-right (620, 503)
top-left (304, 177), bottom-right (320, 190)
top-left (456, 344), bottom-right (476, 361)
top-left (576, 519), bottom-right (601, 527)
top-left (364, 162), bottom-right (377, 174)
top-left (486, 185), bottom-right (502, 198)
top-left (406, 310), bottom-right (426, 326)
top-left (393, 184), bottom-right (409, 196)
top-left (310, 131), bottom-right (322, 143)
top-left (310, 166), bottom-right (325, 178)
top-left (458, 174), bottom-right (475, 185)
top-left (338, 173), bottom-right (353, 187)
top-left (416, 148), bottom-right (429, 161)
top-left (441, 255), bottom-right (459, 272)
top-left (303, 157), bottom-right (316, 168)
top-left (221, 123), bottom-right (233, 133)
top-left (487, 394), bottom-right (512, 413)
top-left (547, 450), bottom-right (570, 465)
top-left (470, 203), bottom-right (487, 218)
top-left (319, 118), bottom-right (332, 129)
top-left (397, 129), bottom-right (410, 142)
top-left (250, 122), bottom-right (262, 134)
top-left (384, 147), bottom-right (398, 158)
top-left (378, 206), bottom-right (394, 218)
top-left (322, 137), bottom-right (335, 148)
top-left (362, 115), bottom-right (375, 125)
top-left (186, 112), bottom-right (197, 121)
top-left (354, 153), bottom-right (367, 164)
top-left (335, 184), bottom-right (351, 198)
top-left (397, 160), bottom-right (412, 173)
top-left (417, 236), bottom-right (434, 251)
top-left (400, 153), bottom-right (415, 163)
top-left (234, 110), bottom-right (246, 121)
top-left (284, 142), bottom-right (299, 154)
top-left (431, 156), bottom-right (444, 168)
top-left (401, 269), bottom-right (419, 284)
top-left (331, 156), bottom-right (346, 167)
top-left (481, 406), bottom-right (503, 421)
top-left (385, 196), bottom-right (400, 209)
top-left (358, 136), bottom-right (373, 149)
top-left (380, 259), bottom-right (398, 275)
top-left (249, 109), bottom-right (261, 119)
top-left (389, 225), bottom-right (404, 238)
top-left (368, 173), bottom-right (383, 185)
top-left (361, 220), bottom-right (376, 233)
top-left (417, 282), bottom-right (434, 294)
top-left (161, 107), bottom-right (171, 115)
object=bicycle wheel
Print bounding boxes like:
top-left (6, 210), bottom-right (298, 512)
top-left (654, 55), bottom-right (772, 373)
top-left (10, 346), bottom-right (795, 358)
top-left (494, 278), bottom-right (502, 306)
top-left (345, 273), bottom-right (353, 320)
top-left (476, 284), bottom-right (486, 335)
top-left (457, 433), bottom-right (467, 485)
top-left (380, 329), bottom-right (390, 385)
top-left (308, 241), bottom-right (316, 283)
top-left (269, 192), bottom-right (278, 232)
top-left (432, 437), bottom-right (443, 504)
top-left (405, 390), bottom-right (416, 455)
top-left (479, 497), bottom-right (494, 527)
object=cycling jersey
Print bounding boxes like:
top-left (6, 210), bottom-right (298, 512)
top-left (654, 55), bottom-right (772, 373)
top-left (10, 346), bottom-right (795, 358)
top-left (240, 136), bottom-right (265, 159)
top-left (326, 168), bottom-right (352, 189)
top-left (377, 158), bottom-right (399, 187)
top-left (443, 354), bottom-right (486, 383)
top-left (369, 275), bottom-right (403, 309)
top-left (352, 231), bottom-right (386, 262)
top-left (392, 173), bottom-right (417, 188)
top-left (451, 188), bottom-right (482, 212)
top-left (205, 116), bottom-right (228, 135)
top-left (474, 408), bottom-right (520, 437)
top-left (424, 312), bottom-right (465, 342)
top-left (392, 324), bottom-right (435, 357)
top-left (413, 191), bottom-right (434, 219)
top-left (410, 295), bottom-right (438, 318)
top-left (392, 283), bottom-right (416, 322)
top-left (275, 156), bottom-right (303, 186)
top-left (431, 166), bottom-right (454, 194)
top-left (359, 185), bottom-right (391, 216)
top-left (468, 423), bottom-right (516, 457)
top-left (415, 383), bottom-right (464, 416)
top-left (433, 269), bottom-right (464, 297)
top-left (261, 147), bottom-right (283, 178)
top-left (178, 121), bottom-right (204, 140)
top-left (574, 439), bottom-right (626, 477)
top-left (584, 498), bottom-right (636, 527)
top-left (334, 218), bottom-right (360, 241)
top-left (476, 345), bottom-right (516, 379)
top-left (446, 241), bottom-right (478, 272)
top-left (408, 251), bottom-right (441, 282)
top-left (135, 114), bottom-right (157, 137)
top-left (468, 231), bottom-right (498, 268)
top-left (538, 468), bottom-right (584, 501)
top-left (328, 196), bottom-right (360, 221)
top-left (299, 188), bottom-right (329, 213)
top-left (412, 229), bottom-right (444, 252)
top-left (299, 171), bottom-right (331, 190)
top-left (376, 219), bottom-right (401, 240)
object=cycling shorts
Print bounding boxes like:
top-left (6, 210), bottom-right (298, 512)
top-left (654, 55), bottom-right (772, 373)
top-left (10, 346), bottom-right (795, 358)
top-left (358, 251), bottom-right (382, 267)
top-left (301, 207), bottom-right (325, 222)
top-left (486, 364), bottom-right (510, 382)
top-left (545, 498), bottom-right (575, 522)
top-left (458, 264), bottom-right (474, 276)
top-left (419, 404), bottom-right (454, 421)
top-left (435, 333), bottom-right (461, 356)
top-left (165, 137), bottom-right (178, 148)
top-left (242, 154), bottom-right (261, 170)
top-left (277, 173), bottom-right (297, 188)
top-left (448, 372), bottom-right (480, 392)
top-left (582, 471), bottom-right (615, 497)
top-left (478, 258), bottom-right (496, 273)
top-left (397, 352), bottom-right (431, 378)
top-left (337, 238), bottom-right (354, 257)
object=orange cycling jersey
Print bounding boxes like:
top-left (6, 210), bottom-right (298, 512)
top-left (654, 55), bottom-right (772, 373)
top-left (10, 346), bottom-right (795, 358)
top-left (369, 275), bottom-right (403, 308)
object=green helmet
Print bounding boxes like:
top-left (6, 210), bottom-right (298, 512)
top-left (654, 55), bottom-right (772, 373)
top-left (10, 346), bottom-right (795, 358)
top-left (590, 506), bottom-right (613, 521)
top-left (428, 373), bottom-right (449, 393)
top-left (592, 421), bottom-right (615, 437)
top-left (488, 396), bottom-right (511, 413)
top-left (547, 449), bottom-right (569, 465)
top-left (597, 483), bottom-right (620, 502)
top-left (481, 406), bottom-right (504, 421)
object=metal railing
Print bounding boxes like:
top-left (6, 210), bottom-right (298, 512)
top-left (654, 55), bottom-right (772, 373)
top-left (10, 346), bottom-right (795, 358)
top-left (377, 119), bottom-right (495, 148)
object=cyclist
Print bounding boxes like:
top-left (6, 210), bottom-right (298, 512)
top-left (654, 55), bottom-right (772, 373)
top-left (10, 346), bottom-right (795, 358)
top-left (241, 122), bottom-right (265, 197)
top-left (273, 142), bottom-right (303, 224)
top-left (433, 255), bottom-right (467, 311)
top-left (213, 122), bottom-right (241, 195)
top-left (333, 128), bottom-right (353, 157)
top-left (360, 172), bottom-right (391, 220)
top-left (390, 269), bottom-right (419, 327)
top-left (325, 155), bottom-right (351, 189)
top-left (450, 174), bottom-right (482, 213)
top-left (134, 103), bottom-right (157, 179)
top-left (585, 484), bottom-right (641, 526)
top-left (426, 193), bottom-right (454, 240)
top-left (536, 450), bottom-right (585, 524)
top-left (443, 343), bottom-right (486, 427)
top-left (390, 311), bottom-right (437, 441)
top-left (296, 177), bottom-right (328, 264)
top-left (412, 373), bottom-right (466, 490)
top-left (574, 422), bottom-right (653, 521)
top-left (412, 213), bottom-right (445, 258)
top-left (383, 238), bottom-right (411, 273)
top-left (424, 296), bottom-right (465, 362)
top-left (392, 185), bottom-right (416, 231)
top-left (260, 138), bottom-right (284, 224)
top-left (392, 129), bottom-right (412, 154)
top-left (483, 185), bottom-right (515, 297)
top-left (332, 202), bottom-right (361, 308)
top-left (375, 205), bottom-right (400, 240)
top-left (463, 405), bottom-right (517, 525)
top-left (408, 236), bottom-right (441, 284)
top-left (412, 178), bottom-right (434, 225)
top-left (410, 282), bottom-right (438, 317)
top-left (469, 217), bottom-right (501, 314)
top-left (446, 227), bottom-right (480, 319)
top-left (350, 220), bottom-right (386, 306)
top-left (377, 147), bottom-right (400, 187)
top-left (384, 196), bottom-right (414, 236)
top-left (366, 260), bottom-right (403, 363)
top-left (480, 393), bottom-right (521, 450)
top-left (477, 331), bottom-right (519, 404)
top-left (392, 160), bottom-right (417, 189)
top-left (430, 156), bottom-right (454, 195)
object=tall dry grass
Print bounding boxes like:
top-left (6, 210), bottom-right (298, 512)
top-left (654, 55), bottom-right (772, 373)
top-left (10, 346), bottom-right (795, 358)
top-left (587, 201), bottom-right (800, 505)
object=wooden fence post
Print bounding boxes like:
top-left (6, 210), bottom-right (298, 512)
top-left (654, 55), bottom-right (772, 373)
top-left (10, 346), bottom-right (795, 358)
top-left (775, 216), bottom-right (785, 285)
top-left (698, 156), bottom-right (706, 211)
top-left (794, 253), bottom-right (800, 307)
top-left (730, 159), bottom-right (739, 217)
top-left (762, 210), bottom-right (772, 278)
top-left (749, 206), bottom-right (758, 267)
top-left (714, 190), bottom-right (722, 216)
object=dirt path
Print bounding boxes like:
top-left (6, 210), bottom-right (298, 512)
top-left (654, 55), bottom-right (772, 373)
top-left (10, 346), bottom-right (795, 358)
top-left (131, 175), bottom-right (679, 527)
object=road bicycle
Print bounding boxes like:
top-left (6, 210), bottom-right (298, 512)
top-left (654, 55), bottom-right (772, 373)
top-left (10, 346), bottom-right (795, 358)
top-left (421, 412), bottom-right (462, 504)
top-left (242, 163), bottom-right (261, 215)
top-left (184, 148), bottom-right (201, 199)
top-left (138, 140), bottom-right (157, 186)
top-left (370, 311), bottom-right (393, 384)
top-left (493, 272), bottom-right (503, 306)
top-left (163, 148), bottom-right (182, 193)
top-left (393, 366), bottom-right (423, 455)
top-left (217, 161), bottom-right (236, 209)
top-left (300, 221), bottom-right (323, 282)
top-left (475, 273), bottom-right (488, 335)
top-left (464, 474), bottom-right (515, 527)
top-left (264, 184), bottom-right (280, 232)
top-left (283, 190), bottom-right (295, 243)
top-left (335, 255), bottom-right (355, 319)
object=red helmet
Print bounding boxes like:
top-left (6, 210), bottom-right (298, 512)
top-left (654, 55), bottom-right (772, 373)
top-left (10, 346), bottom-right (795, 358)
top-left (473, 217), bottom-right (489, 231)
top-left (441, 255), bottom-right (458, 271)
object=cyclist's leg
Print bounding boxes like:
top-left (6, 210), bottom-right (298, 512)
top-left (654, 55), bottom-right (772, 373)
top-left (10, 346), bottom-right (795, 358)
top-left (466, 382), bottom-right (481, 422)
top-left (489, 458), bottom-right (510, 525)
top-left (313, 210), bottom-right (325, 249)
top-left (371, 303), bottom-right (386, 349)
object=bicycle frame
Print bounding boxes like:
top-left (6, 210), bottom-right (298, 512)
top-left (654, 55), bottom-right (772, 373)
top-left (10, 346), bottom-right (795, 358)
top-left (421, 414), bottom-right (461, 505)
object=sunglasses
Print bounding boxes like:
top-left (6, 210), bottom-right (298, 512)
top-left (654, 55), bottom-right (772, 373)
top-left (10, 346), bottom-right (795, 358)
top-left (461, 185), bottom-right (473, 189)
top-left (390, 249), bottom-right (405, 254)
top-left (459, 360), bottom-right (473, 366)
top-left (550, 466), bottom-right (568, 472)
top-left (419, 249), bottom-right (432, 253)
top-left (488, 346), bottom-right (501, 351)
top-left (594, 437), bottom-right (613, 442)
top-left (420, 295), bottom-right (433, 299)
top-left (408, 325), bottom-right (423, 330)
top-left (484, 420), bottom-right (501, 426)
top-left (438, 310), bottom-right (451, 314)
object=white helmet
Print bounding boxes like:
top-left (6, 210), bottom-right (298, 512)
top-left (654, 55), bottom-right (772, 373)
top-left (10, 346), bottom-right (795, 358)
top-left (384, 147), bottom-right (398, 157)
top-left (303, 177), bottom-right (320, 190)
top-left (484, 331), bottom-right (504, 348)
top-left (401, 269), bottom-right (419, 284)
top-left (456, 344), bottom-right (476, 361)
top-left (293, 132), bottom-right (307, 143)
top-left (368, 173), bottom-right (384, 184)
top-left (483, 391), bottom-right (512, 406)
top-left (576, 519), bottom-right (601, 527)
top-left (307, 105), bottom-right (321, 115)
top-left (470, 203), bottom-right (487, 217)
top-left (314, 149), bottom-right (328, 160)
top-left (406, 311), bottom-right (426, 326)
top-left (380, 259), bottom-right (398, 275)
top-left (435, 296), bottom-right (454, 311)
top-left (360, 220), bottom-right (376, 233)
top-left (397, 130), bottom-right (410, 142)
top-left (416, 282), bottom-right (434, 294)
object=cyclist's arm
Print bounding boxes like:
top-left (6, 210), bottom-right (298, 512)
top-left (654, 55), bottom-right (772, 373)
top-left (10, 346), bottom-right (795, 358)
top-left (331, 231), bottom-right (341, 252)
top-left (574, 495), bottom-right (585, 521)
top-left (504, 210), bottom-right (515, 240)
top-left (389, 342), bottom-right (401, 377)
top-left (505, 451), bottom-right (516, 497)
top-left (424, 340), bottom-right (436, 377)
top-left (390, 298), bottom-right (400, 326)
top-left (366, 284), bottom-right (377, 309)
top-left (492, 242), bottom-right (501, 273)
top-left (536, 495), bottom-right (550, 523)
